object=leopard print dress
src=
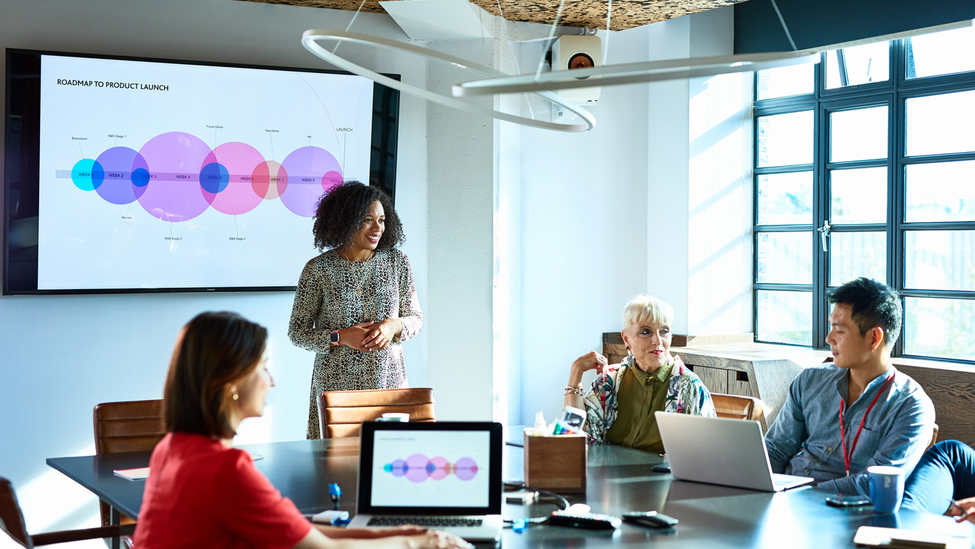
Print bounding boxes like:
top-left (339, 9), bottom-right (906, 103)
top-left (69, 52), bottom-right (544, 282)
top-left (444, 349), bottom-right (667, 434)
top-left (288, 248), bottom-right (422, 439)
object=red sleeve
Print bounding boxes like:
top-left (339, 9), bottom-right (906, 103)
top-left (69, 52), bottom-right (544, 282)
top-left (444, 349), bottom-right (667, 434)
top-left (215, 451), bottom-right (312, 549)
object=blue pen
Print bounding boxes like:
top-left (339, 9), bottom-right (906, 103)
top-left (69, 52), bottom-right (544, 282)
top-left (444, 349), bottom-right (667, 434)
top-left (329, 483), bottom-right (342, 510)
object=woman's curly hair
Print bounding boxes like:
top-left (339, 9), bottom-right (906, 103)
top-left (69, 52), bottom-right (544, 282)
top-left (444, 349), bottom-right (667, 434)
top-left (311, 181), bottom-right (405, 251)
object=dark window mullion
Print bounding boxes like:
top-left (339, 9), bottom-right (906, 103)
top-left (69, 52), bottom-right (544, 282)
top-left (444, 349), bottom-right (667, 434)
top-left (902, 151), bottom-right (975, 165)
top-left (812, 62), bottom-right (828, 348)
top-left (754, 164), bottom-right (814, 176)
top-left (900, 221), bottom-right (975, 231)
top-left (826, 159), bottom-right (888, 171)
top-left (890, 52), bottom-right (906, 357)
top-left (900, 288), bottom-right (975, 299)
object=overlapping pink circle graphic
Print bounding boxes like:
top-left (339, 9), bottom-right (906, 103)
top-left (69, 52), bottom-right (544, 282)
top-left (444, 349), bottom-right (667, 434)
top-left (203, 142), bottom-right (266, 215)
top-left (384, 454), bottom-right (479, 483)
top-left (67, 132), bottom-right (343, 222)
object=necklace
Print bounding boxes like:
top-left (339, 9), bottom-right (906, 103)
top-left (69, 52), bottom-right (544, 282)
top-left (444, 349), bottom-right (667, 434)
top-left (339, 248), bottom-right (375, 321)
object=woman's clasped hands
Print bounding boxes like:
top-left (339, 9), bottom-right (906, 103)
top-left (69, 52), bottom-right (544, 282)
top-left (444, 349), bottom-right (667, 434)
top-left (333, 318), bottom-right (403, 352)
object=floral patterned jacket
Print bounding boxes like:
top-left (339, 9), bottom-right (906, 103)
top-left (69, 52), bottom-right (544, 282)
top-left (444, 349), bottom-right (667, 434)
top-left (582, 354), bottom-right (716, 442)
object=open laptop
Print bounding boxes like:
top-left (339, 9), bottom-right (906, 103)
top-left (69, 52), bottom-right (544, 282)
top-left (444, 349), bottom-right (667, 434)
top-left (655, 412), bottom-right (814, 492)
top-left (346, 421), bottom-right (503, 542)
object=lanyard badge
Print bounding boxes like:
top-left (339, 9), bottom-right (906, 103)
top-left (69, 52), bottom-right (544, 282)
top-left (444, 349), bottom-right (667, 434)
top-left (839, 374), bottom-right (894, 477)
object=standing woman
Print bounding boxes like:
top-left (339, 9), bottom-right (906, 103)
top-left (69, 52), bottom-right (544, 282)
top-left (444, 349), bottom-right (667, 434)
top-left (289, 181), bottom-right (422, 439)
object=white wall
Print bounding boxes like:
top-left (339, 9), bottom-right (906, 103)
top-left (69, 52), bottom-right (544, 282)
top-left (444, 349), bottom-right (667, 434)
top-left (517, 25), bottom-right (652, 424)
top-left (516, 7), bottom-right (753, 423)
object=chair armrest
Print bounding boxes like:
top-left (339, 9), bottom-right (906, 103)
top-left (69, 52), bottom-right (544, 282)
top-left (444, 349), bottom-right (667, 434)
top-left (32, 523), bottom-right (135, 546)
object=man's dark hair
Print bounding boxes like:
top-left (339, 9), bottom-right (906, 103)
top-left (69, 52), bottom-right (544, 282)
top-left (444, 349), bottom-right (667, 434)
top-left (311, 181), bottom-right (404, 251)
top-left (164, 311), bottom-right (268, 439)
top-left (827, 277), bottom-right (902, 347)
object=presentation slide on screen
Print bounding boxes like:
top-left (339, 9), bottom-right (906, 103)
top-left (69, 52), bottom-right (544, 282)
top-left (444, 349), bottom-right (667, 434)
top-left (371, 431), bottom-right (491, 508)
top-left (37, 54), bottom-right (374, 290)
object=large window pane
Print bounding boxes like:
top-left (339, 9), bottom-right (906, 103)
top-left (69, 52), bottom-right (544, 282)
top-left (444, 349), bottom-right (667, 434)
top-left (905, 230), bottom-right (975, 291)
top-left (830, 106), bottom-right (888, 162)
top-left (906, 161), bottom-right (975, 222)
top-left (906, 90), bottom-right (975, 156)
top-left (829, 231), bottom-right (886, 286)
top-left (757, 232), bottom-right (812, 284)
top-left (757, 63), bottom-right (815, 100)
top-left (757, 111), bottom-right (814, 167)
top-left (826, 42), bottom-right (890, 89)
top-left (830, 167), bottom-right (888, 224)
top-left (904, 297), bottom-right (975, 361)
top-left (756, 290), bottom-right (812, 345)
top-left (907, 26), bottom-right (975, 79)
top-left (757, 172), bottom-right (813, 225)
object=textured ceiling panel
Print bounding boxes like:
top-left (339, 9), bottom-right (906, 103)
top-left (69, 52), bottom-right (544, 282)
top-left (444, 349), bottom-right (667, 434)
top-left (234, 0), bottom-right (749, 31)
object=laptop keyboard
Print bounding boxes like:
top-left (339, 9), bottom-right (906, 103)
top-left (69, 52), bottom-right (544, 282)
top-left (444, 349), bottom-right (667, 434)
top-left (367, 517), bottom-right (484, 528)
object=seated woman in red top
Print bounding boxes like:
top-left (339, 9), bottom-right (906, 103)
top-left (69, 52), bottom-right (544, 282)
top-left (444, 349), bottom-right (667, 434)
top-left (134, 311), bottom-right (469, 549)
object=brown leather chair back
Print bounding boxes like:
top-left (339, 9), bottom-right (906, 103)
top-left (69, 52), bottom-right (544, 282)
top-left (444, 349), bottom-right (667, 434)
top-left (710, 393), bottom-right (764, 422)
top-left (0, 477), bottom-right (30, 548)
top-left (93, 400), bottom-right (166, 530)
top-left (318, 388), bottom-right (436, 438)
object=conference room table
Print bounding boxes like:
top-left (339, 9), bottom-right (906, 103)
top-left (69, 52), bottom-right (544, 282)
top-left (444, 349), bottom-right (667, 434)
top-left (48, 433), bottom-right (975, 549)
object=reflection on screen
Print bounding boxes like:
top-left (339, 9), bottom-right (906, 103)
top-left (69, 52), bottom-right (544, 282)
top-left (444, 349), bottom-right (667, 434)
top-left (371, 430), bottom-right (490, 508)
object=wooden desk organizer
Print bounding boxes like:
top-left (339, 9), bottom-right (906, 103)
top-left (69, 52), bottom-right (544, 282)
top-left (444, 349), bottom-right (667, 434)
top-left (523, 429), bottom-right (587, 493)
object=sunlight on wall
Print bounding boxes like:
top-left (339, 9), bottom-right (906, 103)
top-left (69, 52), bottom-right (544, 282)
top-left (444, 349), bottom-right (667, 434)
top-left (18, 444), bottom-right (101, 538)
top-left (686, 72), bottom-right (753, 335)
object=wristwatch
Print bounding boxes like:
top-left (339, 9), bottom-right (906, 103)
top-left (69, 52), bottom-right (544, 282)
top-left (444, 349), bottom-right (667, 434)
top-left (329, 331), bottom-right (340, 345)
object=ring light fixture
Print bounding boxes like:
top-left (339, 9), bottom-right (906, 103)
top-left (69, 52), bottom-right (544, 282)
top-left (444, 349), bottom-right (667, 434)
top-left (452, 50), bottom-right (820, 97)
top-left (301, 29), bottom-right (596, 132)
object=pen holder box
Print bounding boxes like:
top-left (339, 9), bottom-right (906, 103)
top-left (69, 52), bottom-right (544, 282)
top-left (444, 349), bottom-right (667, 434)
top-left (523, 429), bottom-right (587, 493)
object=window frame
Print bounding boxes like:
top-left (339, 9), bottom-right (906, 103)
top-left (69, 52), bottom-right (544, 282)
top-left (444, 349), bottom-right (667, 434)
top-left (752, 36), bottom-right (975, 364)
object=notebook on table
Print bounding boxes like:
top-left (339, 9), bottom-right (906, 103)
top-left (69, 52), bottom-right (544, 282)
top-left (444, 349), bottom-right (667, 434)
top-left (346, 421), bottom-right (504, 542)
top-left (655, 412), bottom-right (814, 493)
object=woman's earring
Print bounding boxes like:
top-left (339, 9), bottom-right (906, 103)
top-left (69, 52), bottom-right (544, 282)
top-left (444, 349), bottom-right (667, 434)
top-left (232, 388), bottom-right (239, 401)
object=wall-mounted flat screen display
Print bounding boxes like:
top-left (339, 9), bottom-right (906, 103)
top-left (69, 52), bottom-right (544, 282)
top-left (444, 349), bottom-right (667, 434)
top-left (3, 49), bottom-right (400, 294)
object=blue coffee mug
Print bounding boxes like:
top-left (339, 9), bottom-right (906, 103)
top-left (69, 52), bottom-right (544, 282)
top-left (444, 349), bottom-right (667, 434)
top-left (868, 465), bottom-right (905, 513)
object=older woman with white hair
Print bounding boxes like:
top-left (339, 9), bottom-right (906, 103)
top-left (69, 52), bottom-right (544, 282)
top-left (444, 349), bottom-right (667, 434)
top-left (563, 295), bottom-right (716, 453)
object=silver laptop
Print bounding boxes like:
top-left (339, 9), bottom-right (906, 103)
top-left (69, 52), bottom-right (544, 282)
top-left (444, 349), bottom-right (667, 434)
top-left (655, 412), bottom-right (814, 492)
top-left (347, 421), bottom-right (503, 542)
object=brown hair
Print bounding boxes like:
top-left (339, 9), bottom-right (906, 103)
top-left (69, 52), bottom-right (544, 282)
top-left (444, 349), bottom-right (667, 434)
top-left (163, 311), bottom-right (268, 439)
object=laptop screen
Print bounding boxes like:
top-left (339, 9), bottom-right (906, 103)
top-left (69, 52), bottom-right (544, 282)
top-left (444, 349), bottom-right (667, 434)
top-left (357, 422), bottom-right (503, 515)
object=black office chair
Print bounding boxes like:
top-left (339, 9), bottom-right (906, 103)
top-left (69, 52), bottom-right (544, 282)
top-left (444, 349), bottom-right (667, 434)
top-left (0, 476), bottom-right (133, 548)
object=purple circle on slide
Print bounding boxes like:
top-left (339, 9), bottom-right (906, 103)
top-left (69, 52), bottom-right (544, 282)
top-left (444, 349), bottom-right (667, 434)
top-left (454, 457), bottom-right (478, 481)
top-left (390, 459), bottom-right (407, 477)
top-left (279, 146), bottom-right (341, 217)
top-left (94, 147), bottom-right (150, 205)
top-left (203, 142), bottom-right (265, 215)
top-left (137, 132), bottom-right (213, 222)
top-left (405, 454), bottom-right (430, 483)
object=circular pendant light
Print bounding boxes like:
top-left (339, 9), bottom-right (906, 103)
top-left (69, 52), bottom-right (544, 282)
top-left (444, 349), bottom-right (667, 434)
top-left (302, 29), bottom-right (596, 132)
top-left (452, 50), bottom-right (820, 97)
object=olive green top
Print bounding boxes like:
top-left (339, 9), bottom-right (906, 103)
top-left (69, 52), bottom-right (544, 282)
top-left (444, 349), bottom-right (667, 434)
top-left (604, 361), bottom-right (674, 453)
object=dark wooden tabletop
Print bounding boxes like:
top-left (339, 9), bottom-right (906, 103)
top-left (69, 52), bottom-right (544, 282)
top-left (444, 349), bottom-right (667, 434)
top-left (48, 436), bottom-right (975, 548)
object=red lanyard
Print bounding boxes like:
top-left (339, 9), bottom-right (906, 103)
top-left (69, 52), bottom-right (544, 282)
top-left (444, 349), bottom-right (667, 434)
top-left (839, 374), bottom-right (894, 476)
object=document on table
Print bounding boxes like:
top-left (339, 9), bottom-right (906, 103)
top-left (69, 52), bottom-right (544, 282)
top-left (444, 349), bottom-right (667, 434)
top-left (113, 467), bottom-right (151, 481)
top-left (854, 526), bottom-right (968, 549)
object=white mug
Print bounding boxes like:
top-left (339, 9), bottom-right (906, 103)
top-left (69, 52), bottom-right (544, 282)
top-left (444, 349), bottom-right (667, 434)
top-left (380, 412), bottom-right (409, 422)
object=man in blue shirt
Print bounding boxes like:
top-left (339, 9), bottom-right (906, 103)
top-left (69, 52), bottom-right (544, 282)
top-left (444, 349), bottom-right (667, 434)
top-left (764, 277), bottom-right (936, 495)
